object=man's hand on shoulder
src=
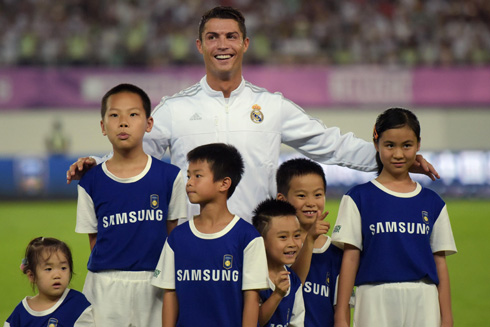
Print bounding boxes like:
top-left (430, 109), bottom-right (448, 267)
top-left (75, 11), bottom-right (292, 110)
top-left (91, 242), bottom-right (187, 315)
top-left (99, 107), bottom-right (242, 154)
top-left (66, 157), bottom-right (97, 184)
top-left (410, 154), bottom-right (440, 181)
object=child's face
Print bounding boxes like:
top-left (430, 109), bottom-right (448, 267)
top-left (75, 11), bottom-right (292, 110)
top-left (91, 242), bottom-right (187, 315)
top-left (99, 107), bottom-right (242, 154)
top-left (29, 250), bottom-right (70, 300)
top-left (186, 160), bottom-right (222, 204)
top-left (263, 215), bottom-right (302, 268)
top-left (375, 125), bottom-right (420, 178)
top-left (279, 174), bottom-right (325, 228)
top-left (101, 92), bottom-right (153, 152)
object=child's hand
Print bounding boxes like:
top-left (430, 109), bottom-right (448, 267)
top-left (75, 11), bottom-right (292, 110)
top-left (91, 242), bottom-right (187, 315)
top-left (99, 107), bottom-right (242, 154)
top-left (272, 271), bottom-right (290, 298)
top-left (306, 210), bottom-right (330, 240)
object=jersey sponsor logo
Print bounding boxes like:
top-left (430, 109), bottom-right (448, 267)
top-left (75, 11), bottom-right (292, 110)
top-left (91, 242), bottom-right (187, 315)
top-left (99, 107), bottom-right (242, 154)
top-left (223, 254), bottom-right (233, 269)
top-left (102, 209), bottom-right (164, 228)
top-left (250, 104), bottom-right (264, 123)
top-left (303, 281), bottom-right (330, 297)
top-left (48, 318), bottom-right (58, 327)
top-left (151, 194), bottom-right (159, 209)
top-left (176, 269), bottom-right (240, 282)
top-left (369, 221), bottom-right (430, 235)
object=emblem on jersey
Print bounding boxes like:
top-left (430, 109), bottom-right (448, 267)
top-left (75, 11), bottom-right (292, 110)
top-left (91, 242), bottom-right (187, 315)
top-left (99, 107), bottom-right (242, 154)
top-left (325, 272), bottom-right (331, 286)
top-left (150, 194), bottom-right (159, 209)
top-left (47, 318), bottom-right (58, 327)
top-left (422, 211), bottom-right (429, 224)
top-left (250, 104), bottom-right (264, 124)
top-left (153, 269), bottom-right (161, 278)
top-left (223, 254), bottom-right (233, 269)
top-left (333, 225), bottom-right (341, 233)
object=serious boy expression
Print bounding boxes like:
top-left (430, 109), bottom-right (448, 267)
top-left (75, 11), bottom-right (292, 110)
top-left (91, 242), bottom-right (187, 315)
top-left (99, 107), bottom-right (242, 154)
top-left (101, 92), bottom-right (153, 152)
top-left (196, 18), bottom-right (250, 80)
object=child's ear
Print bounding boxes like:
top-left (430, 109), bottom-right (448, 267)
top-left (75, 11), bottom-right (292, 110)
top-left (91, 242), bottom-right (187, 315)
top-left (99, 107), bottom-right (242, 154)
top-left (100, 120), bottom-right (107, 136)
top-left (26, 270), bottom-right (35, 284)
top-left (146, 117), bottom-right (154, 133)
top-left (277, 193), bottom-right (287, 201)
top-left (219, 177), bottom-right (232, 192)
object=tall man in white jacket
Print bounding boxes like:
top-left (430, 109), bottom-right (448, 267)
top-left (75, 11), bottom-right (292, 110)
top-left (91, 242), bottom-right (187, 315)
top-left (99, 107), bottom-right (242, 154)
top-left (67, 6), bottom-right (438, 223)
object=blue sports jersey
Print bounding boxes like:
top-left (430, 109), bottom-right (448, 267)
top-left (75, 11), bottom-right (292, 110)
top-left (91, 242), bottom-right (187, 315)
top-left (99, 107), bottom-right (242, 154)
top-left (77, 156), bottom-right (183, 271)
top-left (5, 289), bottom-right (93, 327)
top-left (302, 238), bottom-right (343, 327)
top-left (336, 181), bottom-right (454, 286)
top-left (259, 266), bottom-right (303, 327)
top-left (152, 216), bottom-right (268, 327)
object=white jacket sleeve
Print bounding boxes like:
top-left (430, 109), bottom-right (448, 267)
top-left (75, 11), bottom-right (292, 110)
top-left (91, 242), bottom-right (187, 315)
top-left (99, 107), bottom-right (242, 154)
top-left (143, 98), bottom-right (173, 160)
top-left (280, 97), bottom-right (376, 172)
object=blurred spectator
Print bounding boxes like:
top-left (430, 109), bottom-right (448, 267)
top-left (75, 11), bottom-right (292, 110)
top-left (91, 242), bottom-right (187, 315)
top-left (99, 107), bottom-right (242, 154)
top-left (0, 0), bottom-right (489, 67)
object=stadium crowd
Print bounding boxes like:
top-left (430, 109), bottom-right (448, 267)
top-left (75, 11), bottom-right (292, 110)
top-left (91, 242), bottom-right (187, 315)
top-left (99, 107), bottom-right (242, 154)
top-left (1, 0), bottom-right (489, 67)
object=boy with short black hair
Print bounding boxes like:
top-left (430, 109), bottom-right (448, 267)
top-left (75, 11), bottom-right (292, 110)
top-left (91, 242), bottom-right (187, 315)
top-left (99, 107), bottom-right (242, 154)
top-left (252, 198), bottom-right (305, 327)
top-left (277, 158), bottom-right (343, 327)
top-left (152, 143), bottom-right (269, 327)
top-left (76, 83), bottom-right (187, 327)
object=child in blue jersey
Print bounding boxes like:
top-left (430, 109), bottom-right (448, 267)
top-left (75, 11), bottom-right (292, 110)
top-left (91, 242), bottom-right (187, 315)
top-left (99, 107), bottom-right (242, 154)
top-left (332, 108), bottom-right (457, 327)
top-left (276, 158), bottom-right (344, 327)
top-left (75, 84), bottom-right (187, 327)
top-left (252, 198), bottom-right (306, 327)
top-left (152, 143), bottom-right (269, 327)
top-left (5, 237), bottom-right (95, 327)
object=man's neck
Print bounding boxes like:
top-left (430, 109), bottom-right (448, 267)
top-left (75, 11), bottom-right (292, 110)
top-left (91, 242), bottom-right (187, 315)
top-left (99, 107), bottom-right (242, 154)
top-left (206, 73), bottom-right (242, 98)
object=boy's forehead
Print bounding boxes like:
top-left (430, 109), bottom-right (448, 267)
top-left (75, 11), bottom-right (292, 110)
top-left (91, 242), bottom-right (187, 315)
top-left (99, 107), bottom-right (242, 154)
top-left (188, 159), bottom-right (211, 170)
top-left (289, 173), bottom-right (325, 190)
top-left (269, 215), bottom-right (300, 230)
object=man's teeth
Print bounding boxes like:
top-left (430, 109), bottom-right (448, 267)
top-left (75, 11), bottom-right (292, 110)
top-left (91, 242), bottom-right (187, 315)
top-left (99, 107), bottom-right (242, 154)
top-left (216, 55), bottom-right (232, 59)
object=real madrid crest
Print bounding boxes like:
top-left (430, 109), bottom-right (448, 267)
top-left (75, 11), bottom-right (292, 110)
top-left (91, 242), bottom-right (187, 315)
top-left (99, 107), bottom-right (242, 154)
top-left (250, 104), bottom-right (264, 124)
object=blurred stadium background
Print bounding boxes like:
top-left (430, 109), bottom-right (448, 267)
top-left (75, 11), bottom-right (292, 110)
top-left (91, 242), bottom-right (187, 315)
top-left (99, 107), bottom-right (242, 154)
top-left (1, 0), bottom-right (490, 325)
top-left (1, 0), bottom-right (489, 199)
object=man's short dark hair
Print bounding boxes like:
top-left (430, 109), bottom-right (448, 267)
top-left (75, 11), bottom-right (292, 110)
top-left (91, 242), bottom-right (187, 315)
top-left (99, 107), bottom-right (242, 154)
top-left (198, 6), bottom-right (247, 41)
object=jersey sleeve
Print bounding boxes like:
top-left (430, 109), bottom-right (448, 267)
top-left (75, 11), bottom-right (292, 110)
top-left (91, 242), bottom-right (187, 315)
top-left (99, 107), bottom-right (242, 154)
top-left (430, 205), bottom-right (457, 255)
top-left (76, 184), bottom-right (98, 234)
top-left (242, 236), bottom-right (269, 290)
top-left (289, 285), bottom-right (305, 327)
top-left (279, 97), bottom-right (376, 172)
top-left (331, 194), bottom-right (363, 250)
top-left (167, 171), bottom-right (188, 221)
top-left (151, 240), bottom-right (175, 289)
top-left (143, 98), bottom-right (172, 160)
top-left (74, 306), bottom-right (96, 327)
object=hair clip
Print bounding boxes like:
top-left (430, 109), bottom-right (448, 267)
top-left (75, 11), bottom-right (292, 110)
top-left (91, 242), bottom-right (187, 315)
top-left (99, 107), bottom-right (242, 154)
top-left (20, 258), bottom-right (28, 271)
top-left (373, 124), bottom-right (379, 141)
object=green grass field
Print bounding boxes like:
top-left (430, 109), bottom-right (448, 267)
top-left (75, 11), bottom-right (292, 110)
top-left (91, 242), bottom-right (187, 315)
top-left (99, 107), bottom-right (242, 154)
top-left (1, 199), bottom-right (489, 325)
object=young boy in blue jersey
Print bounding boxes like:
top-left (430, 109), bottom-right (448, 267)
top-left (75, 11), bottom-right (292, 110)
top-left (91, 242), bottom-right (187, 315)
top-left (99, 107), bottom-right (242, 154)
top-left (252, 198), bottom-right (306, 327)
top-left (151, 143), bottom-right (269, 327)
top-left (276, 158), bottom-right (344, 327)
top-left (75, 83), bottom-right (187, 327)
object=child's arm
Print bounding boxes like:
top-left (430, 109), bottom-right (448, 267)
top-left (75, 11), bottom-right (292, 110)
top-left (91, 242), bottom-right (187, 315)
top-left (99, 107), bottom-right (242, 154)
top-left (166, 220), bottom-right (178, 235)
top-left (434, 252), bottom-right (453, 327)
top-left (162, 289), bottom-right (178, 327)
top-left (242, 290), bottom-right (260, 327)
top-left (291, 211), bottom-right (329, 284)
top-left (257, 271), bottom-right (290, 327)
top-left (334, 244), bottom-right (360, 327)
top-left (88, 233), bottom-right (97, 251)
